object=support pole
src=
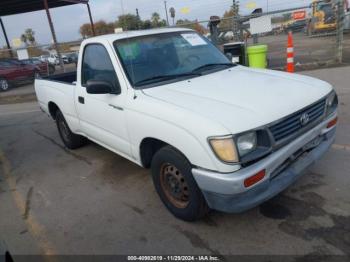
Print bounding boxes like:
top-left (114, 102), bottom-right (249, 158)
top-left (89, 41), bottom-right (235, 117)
top-left (0, 17), bottom-right (13, 58)
top-left (87, 3), bottom-right (95, 36)
top-left (336, 0), bottom-right (344, 63)
top-left (43, 0), bottom-right (64, 72)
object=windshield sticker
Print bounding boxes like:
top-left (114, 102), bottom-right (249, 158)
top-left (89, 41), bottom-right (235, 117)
top-left (181, 33), bottom-right (207, 46)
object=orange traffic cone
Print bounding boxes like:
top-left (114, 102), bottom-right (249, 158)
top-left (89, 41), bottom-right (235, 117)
top-left (286, 31), bottom-right (294, 73)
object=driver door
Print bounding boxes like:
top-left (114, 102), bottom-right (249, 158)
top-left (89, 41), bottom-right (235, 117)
top-left (75, 43), bottom-right (131, 156)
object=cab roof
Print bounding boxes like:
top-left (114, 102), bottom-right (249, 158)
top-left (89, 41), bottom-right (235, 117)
top-left (82, 27), bottom-right (193, 44)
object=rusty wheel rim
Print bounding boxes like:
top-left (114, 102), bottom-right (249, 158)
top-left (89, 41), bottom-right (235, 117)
top-left (159, 163), bottom-right (190, 209)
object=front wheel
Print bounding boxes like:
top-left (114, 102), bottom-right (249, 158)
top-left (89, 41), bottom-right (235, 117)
top-left (0, 78), bottom-right (9, 92)
top-left (151, 146), bottom-right (209, 221)
top-left (56, 110), bottom-right (87, 149)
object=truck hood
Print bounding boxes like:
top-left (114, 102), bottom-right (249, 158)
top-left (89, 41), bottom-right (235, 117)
top-left (142, 66), bottom-right (332, 134)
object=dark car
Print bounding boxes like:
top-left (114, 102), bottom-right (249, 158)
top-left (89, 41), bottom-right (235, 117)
top-left (0, 59), bottom-right (41, 92)
top-left (65, 52), bottom-right (78, 65)
top-left (285, 19), bottom-right (307, 33)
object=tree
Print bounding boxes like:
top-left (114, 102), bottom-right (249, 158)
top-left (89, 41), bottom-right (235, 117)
top-left (20, 34), bottom-right (27, 46)
top-left (79, 20), bottom-right (114, 38)
top-left (141, 20), bottom-right (152, 29)
top-left (169, 7), bottom-right (176, 25)
top-left (219, 8), bottom-right (235, 30)
top-left (95, 21), bottom-right (114, 35)
top-left (20, 28), bottom-right (36, 46)
top-left (80, 23), bottom-right (93, 38)
top-left (116, 14), bottom-right (141, 30)
top-left (176, 19), bottom-right (208, 35)
top-left (151, 12), bottom-right (161, 27)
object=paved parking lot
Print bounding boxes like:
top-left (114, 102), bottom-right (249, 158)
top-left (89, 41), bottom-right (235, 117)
top-left (0, 67), bottom-right (349, 258)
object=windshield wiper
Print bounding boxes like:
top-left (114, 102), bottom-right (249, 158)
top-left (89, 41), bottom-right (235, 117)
top-left (191, 63), bottom-right (235, 73)
top-left (134, 73), bottom-right (201, 87)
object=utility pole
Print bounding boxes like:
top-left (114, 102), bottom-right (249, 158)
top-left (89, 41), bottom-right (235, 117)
top-left (136, 8), bottom-right (140, 29)
top-left (0, 18), bottom-right (12, 57)
top-left (164, 1), bottom-right (170, 26)
top-left (43, 0), bottom-right (64, 72)
top-left (232, 0), bottom-right (240, 41)
top-left (266, 0), bottom-right (269, 13)
top-left (87, 3), bottom-right (95, 36)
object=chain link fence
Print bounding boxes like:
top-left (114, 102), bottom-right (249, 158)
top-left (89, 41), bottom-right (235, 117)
top-left (174, 1), bottom-right (350, 71)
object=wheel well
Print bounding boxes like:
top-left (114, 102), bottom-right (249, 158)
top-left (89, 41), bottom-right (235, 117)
top-left (5, 251), bottom-right (14, 262)
top-left (140, 138), bottom-right (168, 168)
top-left (48, 102), bottom-right (59, 120)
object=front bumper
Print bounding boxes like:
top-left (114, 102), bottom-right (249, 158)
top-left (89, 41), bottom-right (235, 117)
top-left (192, 115), bottom-right (336, 213)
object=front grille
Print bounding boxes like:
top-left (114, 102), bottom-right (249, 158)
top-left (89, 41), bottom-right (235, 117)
top-left (269, 99), bottom-right (326, 142)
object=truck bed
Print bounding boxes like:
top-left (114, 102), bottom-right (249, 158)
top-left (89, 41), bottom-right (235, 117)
top-left (43, 71), bottom-right (76, 84)
top-left (35, 71), bottom-right (79, 129)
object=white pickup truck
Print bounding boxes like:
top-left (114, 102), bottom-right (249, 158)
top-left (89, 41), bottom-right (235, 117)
top-left (35, 28), bottom-right (338, 221)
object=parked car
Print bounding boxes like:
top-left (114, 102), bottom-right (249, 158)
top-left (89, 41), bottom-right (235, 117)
top-left (22, 58), bottom-right (52, 76)
top-left (62, 55), bottom-right (69, 64)
top-left (65, 52), bottom-right (78, 65)
top-left (0, 59), bottom-right (41, 91)
top-left (48, 54), bottom-right (59, 65)
top-left (39, 54), bottom-right (49, 63)
top-left (34, 28), bottom-right (338, 221)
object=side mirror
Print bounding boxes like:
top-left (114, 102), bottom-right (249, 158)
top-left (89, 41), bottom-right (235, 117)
top-left (86, 80), bottom-right (113, 94)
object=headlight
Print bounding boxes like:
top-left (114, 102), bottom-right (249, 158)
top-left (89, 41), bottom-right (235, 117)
top-left (236, 132), bottom-right (257, 156)
top-left (326, 91), bottom-right (338, 115)
top-left (209, 136), bottom-right (238, 163)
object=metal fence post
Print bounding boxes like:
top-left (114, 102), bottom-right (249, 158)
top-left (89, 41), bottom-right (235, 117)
top-left (336, 0), bottom-right (345, 63)
top-left (209, 16), bottom-right (221, 46)
top-left (43, 0), bottom-right (65, 73)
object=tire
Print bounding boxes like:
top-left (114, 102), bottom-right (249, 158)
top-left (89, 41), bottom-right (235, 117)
top-left (0, 78), bottom-right (10, 92)
top-left (33, 70), bottom-right (41, 82)
top-left (48, 64), bottom-right (55, 75)
top-left (55, 110), bottom-right (87, 149)
top-left (151, 145), bottom-right (209, 221)
top-left (34, 70), bottom-right (41, 78)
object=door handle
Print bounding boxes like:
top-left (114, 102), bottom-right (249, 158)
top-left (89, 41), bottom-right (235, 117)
top-left (78, 96), bottom-right (85, 104)
top-left (108, 104), bottom-right (123, 111)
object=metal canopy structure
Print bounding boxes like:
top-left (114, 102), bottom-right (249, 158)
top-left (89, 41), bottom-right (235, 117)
top-left (0, 0), bottom-right (88, 17)
top-left (0, 0), bottom-right (95, 71)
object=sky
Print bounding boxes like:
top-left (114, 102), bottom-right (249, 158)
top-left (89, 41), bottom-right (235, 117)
top-left (0, 0), bottom-right (312, 47)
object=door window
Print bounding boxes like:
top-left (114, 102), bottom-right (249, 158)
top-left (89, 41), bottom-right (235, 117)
top-left (81, 44), bottom-right (120, 92)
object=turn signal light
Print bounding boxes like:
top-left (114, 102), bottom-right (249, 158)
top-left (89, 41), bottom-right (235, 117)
top-left (244, 170), bottom-right (266, 188)
top-left (327, 117), bottom-right (338, 128)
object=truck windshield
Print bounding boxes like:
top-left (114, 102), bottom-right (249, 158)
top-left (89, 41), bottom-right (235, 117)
top-left (113, 31), bottom-right (234, 88)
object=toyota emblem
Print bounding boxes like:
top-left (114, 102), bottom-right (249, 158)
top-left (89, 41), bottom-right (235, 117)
top-left (300, 113), bottom-right (310, 126)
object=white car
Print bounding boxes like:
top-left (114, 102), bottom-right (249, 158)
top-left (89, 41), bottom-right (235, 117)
top-left (39, 54), bottom-right (49, 62)
top-left (34, 28), bottom-right (338, 221)
top-left (48, 54), bottom-right (59, 65)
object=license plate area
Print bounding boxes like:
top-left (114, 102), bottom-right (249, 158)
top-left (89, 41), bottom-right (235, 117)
top-left (270, 135), bottom-right (323, 180)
